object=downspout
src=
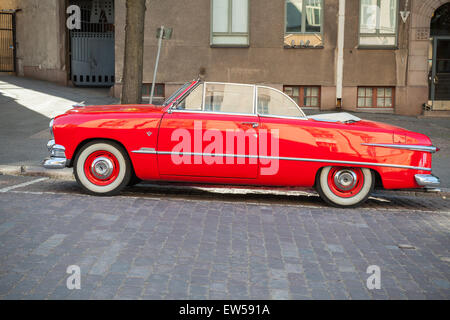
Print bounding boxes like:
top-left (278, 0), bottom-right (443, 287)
top-left (336, 0), bottom-right (346, 110)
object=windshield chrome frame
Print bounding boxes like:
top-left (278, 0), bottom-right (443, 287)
top-left (167, 81), bottom-right (308, 120)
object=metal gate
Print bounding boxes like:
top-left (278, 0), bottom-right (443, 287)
top-left (70, 0), bottom-right (114, 87)
top-left (0, 12), bottom-right (16, 72)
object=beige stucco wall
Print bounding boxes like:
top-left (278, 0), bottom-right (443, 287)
top-left (0, 0), bottom-right (67, 84)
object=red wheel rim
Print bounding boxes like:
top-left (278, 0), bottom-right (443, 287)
top-left (327, 167), bottom-right (364, 198)
top-left (83, 150), bottom-right (120, 186)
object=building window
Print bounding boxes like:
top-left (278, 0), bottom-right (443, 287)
top-left (284, 86), bottom-right (321, 108)
top-left (359, 0), bottom-right (398, 47)
top-left (142, 84), bottom-right (165, 102)
top-left (357, 87), bottom-right (394, 108)
top-left (211, 0), bottom-right (249, 46)
top-left (285, 0), bottom-right (323, 47)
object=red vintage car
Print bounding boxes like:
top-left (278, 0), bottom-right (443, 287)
top-left (44, 80), bottom-right (440, 207)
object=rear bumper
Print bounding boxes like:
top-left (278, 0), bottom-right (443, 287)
top-left (415, 174), bottom-right (440, 187)
top-left (43, 139), bottom-right (67, 169)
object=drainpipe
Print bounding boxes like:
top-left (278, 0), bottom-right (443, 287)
top-left (336, 0), bottom-right (345, 110)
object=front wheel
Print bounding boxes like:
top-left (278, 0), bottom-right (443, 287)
top-left (315, 166), bottom-right (374, 208)
top-left (74, 140), bottom-right (131, 196)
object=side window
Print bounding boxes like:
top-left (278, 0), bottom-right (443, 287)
top-left (204, 83), bottom-right (254, 114)
top-left (177, 84), bottom-right (204, 111)
top-left (257, 87), bottom-right (304, 118)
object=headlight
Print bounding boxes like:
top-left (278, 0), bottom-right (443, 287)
top-left (49, 119), bottom-right (54, 137)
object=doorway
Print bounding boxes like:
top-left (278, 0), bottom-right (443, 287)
top-left (0, 12), bottom-right (16, 72)
top-left (69, 0), bottom-right (115, 87)
top-left (429, 3), bottom-right (450, 110)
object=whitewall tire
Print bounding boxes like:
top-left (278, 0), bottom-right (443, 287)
top-left (316, 166), bottom-right (374, 208)
top-left (74, 140), bottom-right (131, 196)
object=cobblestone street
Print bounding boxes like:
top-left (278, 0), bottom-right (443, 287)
top-left (0, 175), bottom-right (449, 300)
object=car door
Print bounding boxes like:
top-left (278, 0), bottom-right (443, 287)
top-left (157, 82), bottom-right (260, 179)
top-left (255, 86), bottom-right (317, 186)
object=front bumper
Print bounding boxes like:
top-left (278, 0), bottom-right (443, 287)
top-left (415, 174), bottom-right (440, 187)
top-left (43, 139), bottom-right (67, 169)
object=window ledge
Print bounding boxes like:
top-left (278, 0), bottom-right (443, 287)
top-left (356, 107), bottom-right (394, 113)
top-left (284, 45), bottom-right (324, 49)
top-left (357, 46), bottom-right (398, 50)
top-left (210, 44), bottom-right (250, 48)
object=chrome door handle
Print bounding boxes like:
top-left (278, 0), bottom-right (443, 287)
top-left (241, 122), bottom-right (259, 128)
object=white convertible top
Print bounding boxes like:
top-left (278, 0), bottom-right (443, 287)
top-left (308, 112), bottom-right (361, 123)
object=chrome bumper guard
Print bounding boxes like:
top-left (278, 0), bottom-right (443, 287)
top-left (43, 140), bottom-right (67, 169)
top-left (415, 174), bottom-right (440, 187)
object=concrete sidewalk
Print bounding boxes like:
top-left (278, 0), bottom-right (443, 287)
top-left (0, 75), bottom-right (448, 188)
top-left (0, 75), bottom-right (118, 167)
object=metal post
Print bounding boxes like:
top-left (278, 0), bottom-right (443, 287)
top-left (150, 26), bottom-right (164, 104)
top-left (336, 0), bottom-right (345, 106)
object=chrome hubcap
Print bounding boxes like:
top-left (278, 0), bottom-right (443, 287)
top-left (334, 169), bottom-right (357, 191)
top-left (91, 157), bottom-right (114, 179)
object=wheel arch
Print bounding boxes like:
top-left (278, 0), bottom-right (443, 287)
top-left (68, 138), bottom-right (135, 175)
top-left (314, 165), bottom-right (384, 188)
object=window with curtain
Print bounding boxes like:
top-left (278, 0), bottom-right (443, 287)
top-left (285, 0), bottom-right (323, 47)
top-left (211, 0), bottom-right (249, 46)
top-left (359, 0), bottom-right (398, 47)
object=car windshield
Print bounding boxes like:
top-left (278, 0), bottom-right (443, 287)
top-left (162, 81), bottom-right (192, 106)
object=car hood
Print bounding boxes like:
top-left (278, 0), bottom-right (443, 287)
top-left (65, 104), bottom-right (165, 114)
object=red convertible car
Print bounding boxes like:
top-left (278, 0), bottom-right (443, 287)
top-left (44, 80), bottom-right (440, 207)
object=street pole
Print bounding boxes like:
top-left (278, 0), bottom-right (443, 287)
top-left (335, 0), bottom-right (345, 109)
top-left (150, 26), bottom-right (164, 104)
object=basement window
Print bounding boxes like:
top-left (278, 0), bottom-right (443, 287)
top-left (142, 83), bottom-right (165, 103)
top-left (284, 86), bottom-right (321, 108)
top-left (357, 87), bottom-right (394, 108)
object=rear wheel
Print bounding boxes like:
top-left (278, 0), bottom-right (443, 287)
top-left (316, 166), bottom-right (374, 208)
top-left (74, 140), bottom-right (131, 196)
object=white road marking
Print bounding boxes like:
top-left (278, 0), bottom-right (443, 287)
top-left (0, 177), bottom-right (49, 193)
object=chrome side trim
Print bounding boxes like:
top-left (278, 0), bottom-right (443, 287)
top-left (131, 149), bottom-right (432, 171)
top-left (361, 143), bottom-right (438, 153)
top-left (415, 174), bottom-right (440, 186)
top-left (132, 147), bottom-right (156, 154)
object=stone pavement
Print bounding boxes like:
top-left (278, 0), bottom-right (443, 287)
top-left (0, 175), bottom-right (449, 300)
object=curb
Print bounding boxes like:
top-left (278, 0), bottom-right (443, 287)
top-left (0, 165), bottom-right (74, 181)
top-left (0, 164), bottom-right (448, 198)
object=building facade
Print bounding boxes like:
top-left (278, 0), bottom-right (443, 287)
top-left (0, 0), bottom-right (449, 116)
